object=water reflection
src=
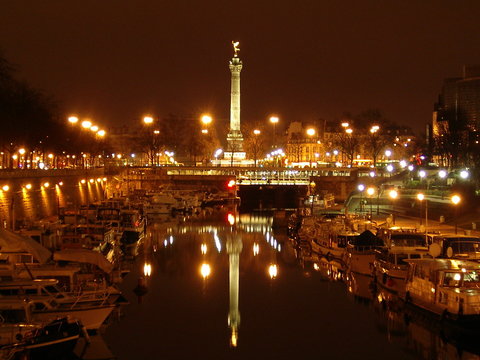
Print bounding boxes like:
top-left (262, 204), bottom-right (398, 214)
top-left (227, 233), bottom-right (242, 347)
top-left (295, 234), bottom-right (480, 360)
top-left (101, 210), bottom-right (480, 360)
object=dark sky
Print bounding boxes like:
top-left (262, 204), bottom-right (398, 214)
top-left (1, 0), bottom-right (479, 134)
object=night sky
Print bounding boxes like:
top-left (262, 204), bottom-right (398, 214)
top-left (1, 1), bottom-right (479, 134)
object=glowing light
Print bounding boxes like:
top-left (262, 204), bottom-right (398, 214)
top-left (80, 179), bottom-right (86, 184)
top-left (417, 193), bottom-right (425, 201)
top-left (367, 187), bottom-right (375, 196)
top-left (306, 128), bottom-right (316, 136)
top-left (200, 263), bottom-right (211, 279)
top-left (408, 165), bottom-right (414, 171)
top-left (389, 189), bottom-right (398, 199)
top-left (47, 153), bottom-right (54, 159)
top-left (97, 129), bottom-right (106, 137)
top-left (454, 273), bottom-right (461, 281)
top-left (253, 243), bottom-right (259, 256)
top-left (341, 122), bottom-right (349, 128)
top-left (385, 150), bottom-right (392, 157)
top-left (269, 116), bottom-right (279, 124)
top-left (43, 182), bottom-right (50, 188)
top-left (357, 184), bottom-right (365, 192)
top-left (201, 243), bottom-right (207, 254)
top-left (58, 181), bottom-right (63, 186)
top-left (451, 195), bottom-right (461, 205)
top-left (143, 116), bottom-right (154, 124)
top-left (418, 170), bottom-right (426, 178)
top-left (399, 160), bottom-right (407, 168)
top-left (97, 178), bottom-right (102, 182)
top-left (143, 263), bottom-right (152, 277)
top-left (90, 125), bottom-right (99, 132)
top-left (345, 128), bottom-right (353, 134)
top-left (2, 185), bottom-right (9, 192)
top-left (201, 129), bottom-right (208, 134)
top-left (89, 179), bottom-right (94, 183)
top-left (81, 120), bottom-right (92, 129)
top-left (18, 148), bottom-right (26, 155)
top-left (68, 116), bottom-right (78, 124)
top-left (227, 213), bottom-right (235, 226)
top-left (253, 129), bottom-right (261, 135)
top-left (227, 180), bottom-right (236, 188)
top-left (438, 169), bottom-right (447, 179)
top-left (369, 171), bottom-right (376, 178)
top-left (25, 184), bottom-right (32, 190)
top-left (460, 170), bottom-right (469, 179)
top-left (386, 164), bottom-right (394, 172)
top-left (103, 177), bottom-right (107, 181)
top-left (201, 115), bottom-right (212, 125)
top-left (268, 264), bottom-right (278, 279)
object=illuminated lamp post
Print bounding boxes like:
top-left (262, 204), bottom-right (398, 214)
top-left (253, 129), bottom-right (261, 168)
top-left (68, 116), bottom-right (79, 125)
top-left (366, 186), bottom-right (375, 218)
top-left (306, 128), bottom-right (316, 168)
top-left (357, 184), bottom-right (365, 214)
top-left (309, 181), bottom-right (316, 214)
top-left (451, 195), bottom-right (461, 234)
top-left (269, 116), bottom-right (279, 149)
top-left (389, 189), bottom-right (398, 225)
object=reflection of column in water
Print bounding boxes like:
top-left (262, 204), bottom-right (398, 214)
top-left (226, 234), bottom-right (242, 348)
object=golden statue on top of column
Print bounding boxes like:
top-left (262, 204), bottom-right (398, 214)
top-left (232, 41), bottom-right (240, 57)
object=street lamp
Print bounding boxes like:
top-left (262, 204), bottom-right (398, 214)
top-left (451, 194), bottom-right (461, 234)
top-left (306, 128), bottom-right (316, 168)
top-left (269, 116), bottom-right (279, 148)
top-left (81, 120), bottom-right (92, 129)
top-left (68, 116), bottom-right (79, 124)
top-left (143, 116), bottom-right (154, 125)
top-left (366, 186), bottom-right (375, 218)
top-left (389, 189), bottom-right (398, 224)
top-left (253, 129), bottom-right (261, 167)
top-left (357, 184), bottom-right (365, 214)
top-left (201, 115), bottom-right (212, 126)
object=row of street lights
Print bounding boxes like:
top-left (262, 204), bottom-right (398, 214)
top-left (358, 183), bottom-right (463, 234)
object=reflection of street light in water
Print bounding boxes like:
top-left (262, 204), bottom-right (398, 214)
top-left (268, 264), bottom-right (278, 279)
top-left (143, 263), bottom-right (152, 277)
top-left (201, 243), bottom-right (207, 254)
top-left (200, 263), bottom-right (211, 279)
top-left (253, 243), bottom-right (259, 256)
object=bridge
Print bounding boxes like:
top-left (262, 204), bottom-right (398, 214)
top-left (121, 165), bottom-right (382, 186)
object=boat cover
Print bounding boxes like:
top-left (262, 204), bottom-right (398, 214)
top-left (351, 230), bottom-right (384, 247)
top-left (53, 248), bottom-right (113, 273)
top-left (0, 227), bottom-right (52, 264)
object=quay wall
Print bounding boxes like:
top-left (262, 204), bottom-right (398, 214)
top-left (0, 169), bottom-right (108, 229)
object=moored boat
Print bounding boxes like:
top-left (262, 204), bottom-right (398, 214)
top-left (404, 258), bottom-right (480, 325)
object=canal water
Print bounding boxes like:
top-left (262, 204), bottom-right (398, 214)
top-left (90, 209), bottom-right (479, 360)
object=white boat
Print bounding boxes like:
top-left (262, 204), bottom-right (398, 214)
top-left (0, 279), bottom-right (117, 330)
top-left (373, 230), bottom-right (430, 295)
top-left (405, 258), bottom-right (480, 322)
top-left (0, 299), bottom-right (82, 359)
top-left (429, 234), bottom-right (480, 261)
top-left (346, 230), bottom-right (384, 276)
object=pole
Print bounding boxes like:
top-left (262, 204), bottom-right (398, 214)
top-left (455, 206), bottom-right (458, 234)
top-left (425, 199), bottom-right (428, 243)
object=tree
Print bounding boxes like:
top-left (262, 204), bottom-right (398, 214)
top-left (334, 129), bottom-right (360, 166)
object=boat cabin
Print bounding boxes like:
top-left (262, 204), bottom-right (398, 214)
top-left (429, 235), bottom-right (480, 261)
top-left (406, 258), bottom-right (480, 318)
